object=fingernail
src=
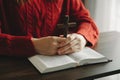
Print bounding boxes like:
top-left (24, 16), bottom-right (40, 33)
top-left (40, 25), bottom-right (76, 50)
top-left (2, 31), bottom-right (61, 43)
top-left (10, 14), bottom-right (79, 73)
top-left (58, 50), bottom-right (61, 55)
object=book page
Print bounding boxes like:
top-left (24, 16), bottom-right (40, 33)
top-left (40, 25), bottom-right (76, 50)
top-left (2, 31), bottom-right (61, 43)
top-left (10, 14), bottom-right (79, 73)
top-left (28, 55), bottom-right (77, 73)
top-left (37, 55), bottom-right (76, 67)
top-left (68, 47), bottom-right (108, 65)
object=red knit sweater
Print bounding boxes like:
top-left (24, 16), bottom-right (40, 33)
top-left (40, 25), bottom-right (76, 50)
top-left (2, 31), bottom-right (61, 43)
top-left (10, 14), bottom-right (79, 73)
top-left (0, 0), bottom-right (99, 57)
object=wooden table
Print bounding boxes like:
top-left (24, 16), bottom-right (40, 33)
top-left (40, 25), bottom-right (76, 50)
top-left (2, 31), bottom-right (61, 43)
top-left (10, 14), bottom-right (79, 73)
top-left (0, 31), bottom-right (120, 80)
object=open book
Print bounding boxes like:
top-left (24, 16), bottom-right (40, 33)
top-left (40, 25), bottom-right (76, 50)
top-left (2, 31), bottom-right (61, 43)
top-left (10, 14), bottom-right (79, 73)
top-left (28, 47), bottom-right (110, 73)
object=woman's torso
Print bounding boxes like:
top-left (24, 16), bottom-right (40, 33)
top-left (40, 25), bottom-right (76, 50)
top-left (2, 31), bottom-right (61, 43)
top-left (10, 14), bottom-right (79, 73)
top-left (1, 0), bottom-right (64, 37)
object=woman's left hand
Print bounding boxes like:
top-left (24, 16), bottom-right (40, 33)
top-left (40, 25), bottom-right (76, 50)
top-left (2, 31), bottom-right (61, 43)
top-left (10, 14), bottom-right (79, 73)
top-left (57, 33), bottom-right (87, 55)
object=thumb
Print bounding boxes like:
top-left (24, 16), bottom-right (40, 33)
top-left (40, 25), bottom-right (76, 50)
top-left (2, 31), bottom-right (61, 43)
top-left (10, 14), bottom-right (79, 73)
top-left (54, 37), bottom-right (66, 43)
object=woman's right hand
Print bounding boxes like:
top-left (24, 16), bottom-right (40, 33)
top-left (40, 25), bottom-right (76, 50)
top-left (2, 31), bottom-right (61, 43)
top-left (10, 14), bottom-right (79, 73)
top-left (31, 36), bottom-right (66, 56)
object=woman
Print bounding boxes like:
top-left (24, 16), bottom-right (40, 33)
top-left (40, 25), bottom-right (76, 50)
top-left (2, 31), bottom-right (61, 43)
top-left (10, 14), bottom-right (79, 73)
top-left (0, 0), bottom-right (99, 57)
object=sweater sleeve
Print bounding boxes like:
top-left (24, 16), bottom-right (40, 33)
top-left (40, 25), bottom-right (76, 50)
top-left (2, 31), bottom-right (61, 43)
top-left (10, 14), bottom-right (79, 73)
top-left (0, 0), bottom-right (37, 57)
top-left (70, 0), bottom-right (99, 47)
top-left (0, 32), bottom-right (37, 57)
top-left (0, 21), bottom-right (37, 57)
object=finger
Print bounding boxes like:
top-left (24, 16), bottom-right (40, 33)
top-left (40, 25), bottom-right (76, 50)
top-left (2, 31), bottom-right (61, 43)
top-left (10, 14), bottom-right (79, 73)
top-left (61, 48), bottom-right (74, 55)
top-left (59, 35), bottom-right (64, 38)
top-left (58, 38), bottom-right (81, 54)
top-left (59, 36), bottom-right (75, 47)
top-left (59, 37), bottom-right (79, 51)
top-left (52, 36), bottom-right (68, 48)
top-left (59, 45), bottom-right (81, 55)
top-left (54, 37), bottom-right (66, 43)
top-left (63, 35), bottom-right (77, 45)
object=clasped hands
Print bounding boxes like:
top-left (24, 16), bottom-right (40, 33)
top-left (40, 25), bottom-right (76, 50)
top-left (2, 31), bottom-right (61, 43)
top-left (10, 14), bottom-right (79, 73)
top-left (32, 33), bottom-right (87, 56)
